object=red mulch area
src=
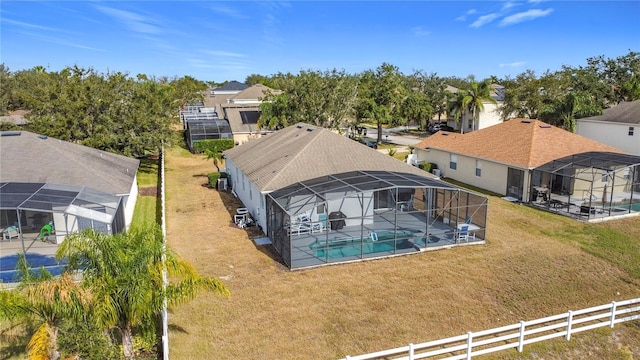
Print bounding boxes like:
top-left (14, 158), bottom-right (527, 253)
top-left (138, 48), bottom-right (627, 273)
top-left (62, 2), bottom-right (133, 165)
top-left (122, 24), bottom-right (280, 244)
top-left (139, 187), bottom-right (160, 197)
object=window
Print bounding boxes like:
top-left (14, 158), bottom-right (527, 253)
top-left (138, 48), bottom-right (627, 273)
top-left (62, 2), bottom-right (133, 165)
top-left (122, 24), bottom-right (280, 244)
top-left (623, 167), bottom-right (631, 180)
top-left (475, 160), bottom-right (482, 177)
top-left (242, 174), bottom-right (246, 191)
top-left (601, 170), bottom-right (609, 183)
top-left (629, 127), bottom-right (635, 136)
top-left (260, 195), bottom-right (265, 209)
top-left (450, 154), bottom-right (457, 170)
top-left (249, 188), bottom-right (252, 200)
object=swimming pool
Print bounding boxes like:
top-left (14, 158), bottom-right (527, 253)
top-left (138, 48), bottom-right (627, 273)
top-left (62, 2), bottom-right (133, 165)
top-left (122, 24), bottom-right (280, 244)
top-left (0, 253), bottom-right (68, 283)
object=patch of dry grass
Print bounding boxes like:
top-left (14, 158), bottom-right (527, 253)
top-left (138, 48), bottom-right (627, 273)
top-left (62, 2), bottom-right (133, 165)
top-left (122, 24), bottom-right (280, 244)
top-left (164, 147), bottom-right (640, 360)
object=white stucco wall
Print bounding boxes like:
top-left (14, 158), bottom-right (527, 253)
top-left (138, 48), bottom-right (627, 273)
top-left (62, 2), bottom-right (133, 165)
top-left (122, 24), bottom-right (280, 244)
top-left (477, 102), bottom-right (503, 130)
top-left (576, 120), bottom-right (639, 156)
top-left (224, 159), bottom-right (266, 230)
top-left (414, 147), bottom-right (512, 196)
top-left (124, 176), bottom-right (139, 230)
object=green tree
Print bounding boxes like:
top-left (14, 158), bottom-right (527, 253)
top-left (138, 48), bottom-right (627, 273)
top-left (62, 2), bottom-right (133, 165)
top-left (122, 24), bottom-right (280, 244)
top-left (463, 76), bottom-right (497, 132)
top-left (56, 225), bottom-right (230, 360)
top-left (0, 255), bottom-right (91, 360)
top-left (258, 69), bottom-right (358, 129)
top-left (357, 63), bottom-right (407, 143)
top-left (205, 148), bottom-right (223, 171)
top-left (399, 92), bottom-right (432, 130)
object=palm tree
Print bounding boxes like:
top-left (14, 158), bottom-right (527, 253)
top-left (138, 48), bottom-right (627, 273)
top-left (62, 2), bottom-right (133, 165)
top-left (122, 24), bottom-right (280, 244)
top-left (462, 77), bottom-right (497, 133)
top-left (448, 89), bottom-right (468, 133)
top-left (0, 255), bottom-right (91, 360)
top-left (56, 225), bottom-right (230, 359)
top-left (204, 148), bottom-right (223, 172)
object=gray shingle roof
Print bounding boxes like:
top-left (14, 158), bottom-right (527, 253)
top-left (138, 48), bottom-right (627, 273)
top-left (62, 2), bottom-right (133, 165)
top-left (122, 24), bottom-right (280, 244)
top-left (213, 81), bottom-right (249, 92)
top-left (224, 123), bottom-right (436, 192)
top-left (0, 131), bottom-right (140, 195)
top-left (221, 104), bottom-right (261, 134)
top-left (578, 100), bottom-right (640, 124)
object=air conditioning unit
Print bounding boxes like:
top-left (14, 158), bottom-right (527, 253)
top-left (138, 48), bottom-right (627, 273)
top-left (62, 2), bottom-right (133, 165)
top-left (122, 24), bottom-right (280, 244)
top-left (433, 169), bottom-right (442, 177)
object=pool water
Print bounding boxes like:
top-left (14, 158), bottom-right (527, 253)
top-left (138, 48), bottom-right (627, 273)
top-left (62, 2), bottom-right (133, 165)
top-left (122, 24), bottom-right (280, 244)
top-left (0, 253), bottom-right (68, 283)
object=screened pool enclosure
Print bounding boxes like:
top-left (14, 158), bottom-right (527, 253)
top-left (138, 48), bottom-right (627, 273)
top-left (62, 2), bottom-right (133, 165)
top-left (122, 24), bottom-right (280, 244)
top-left (266, 171), bottom-right (488, 269)
top-left (0, 182), bottom-right (125, 246)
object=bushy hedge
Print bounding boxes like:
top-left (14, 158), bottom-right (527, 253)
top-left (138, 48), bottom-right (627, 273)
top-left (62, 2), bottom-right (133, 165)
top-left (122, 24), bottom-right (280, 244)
top-left (208, 172), bottom-right (221, 188)
top-left (419, 162), bottom-right (438, 173)
top-left (207, 171), bottom-right (229, 188)
top-left (193, 139), bottom-right (234, 154)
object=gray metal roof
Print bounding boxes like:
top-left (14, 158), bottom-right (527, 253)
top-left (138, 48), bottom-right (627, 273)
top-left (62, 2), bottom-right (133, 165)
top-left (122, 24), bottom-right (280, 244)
top-left (578, 100), bottom-right (640, 124)
top-left (224, 123), bottom-right (438, 192)
top-left (0, 182), bottom-right (120, 224)
top-left (0, 131), bottom-right (139, 196)
top-left (536, 151), bottom-right (640, 174)
top-left (269, 170), bottom-right (457, 215)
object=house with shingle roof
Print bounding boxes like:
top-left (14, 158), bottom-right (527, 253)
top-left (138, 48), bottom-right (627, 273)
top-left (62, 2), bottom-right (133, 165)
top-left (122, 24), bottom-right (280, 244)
top-left (211, 84), bottom-right (283, 145)
top-left (413, 119), bottom-right (640, 221)
top-left (0, 130), bottom-right (140, 244)
top-left (576, 100), bottom-right (640, 156)
top-left (223, 123), bottom-right (489, 269)
top-left (436, 84), bottom-right (505, 132)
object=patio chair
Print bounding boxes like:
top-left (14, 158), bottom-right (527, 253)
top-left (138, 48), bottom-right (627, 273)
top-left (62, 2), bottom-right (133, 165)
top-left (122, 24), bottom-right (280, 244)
top-left (3, 226), bottom-right (20, 241)
top-left (457, 225), bottom-right (470, 243)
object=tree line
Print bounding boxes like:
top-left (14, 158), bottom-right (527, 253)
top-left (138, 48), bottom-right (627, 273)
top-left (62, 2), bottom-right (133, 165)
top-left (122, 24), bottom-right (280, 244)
top-left (253, 50), bottom-right (638, 138)
top-left (0, 65), bottom-right (208, 157)
top-left (1, 51), bottom-right (638, 156)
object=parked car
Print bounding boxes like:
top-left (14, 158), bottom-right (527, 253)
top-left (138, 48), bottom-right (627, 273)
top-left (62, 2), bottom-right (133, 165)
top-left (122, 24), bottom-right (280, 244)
top-left (357, 138), bottom-right (378, 149)
top-left (428, 123), bottom-right (455, 134)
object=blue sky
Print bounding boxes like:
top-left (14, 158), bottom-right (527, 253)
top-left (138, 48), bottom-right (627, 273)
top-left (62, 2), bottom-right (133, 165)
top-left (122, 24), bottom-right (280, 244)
top-left (2, 1), bottom-right (639, 83)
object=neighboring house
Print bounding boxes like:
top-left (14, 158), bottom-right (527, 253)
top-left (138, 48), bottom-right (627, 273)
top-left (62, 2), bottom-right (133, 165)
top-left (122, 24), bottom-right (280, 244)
top-left (576, 100), bottom-right (640, 156)
top-left (223, 123), bottom-right (489, 269)
top-left (413, 119), bottom-right (640, 222)
top-left (211, 84), bottom-right (283, 145)
top-left (209, 80), bottom-right (249, 97)
top-left (436, 84), bottom-right (505, 133)
top-left (0, 131), bottom-right (140, 244)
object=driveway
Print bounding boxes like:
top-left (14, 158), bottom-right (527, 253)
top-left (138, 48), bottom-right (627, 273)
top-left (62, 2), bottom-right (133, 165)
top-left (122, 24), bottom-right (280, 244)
top-left (363, 125), bottom-right (428, 146)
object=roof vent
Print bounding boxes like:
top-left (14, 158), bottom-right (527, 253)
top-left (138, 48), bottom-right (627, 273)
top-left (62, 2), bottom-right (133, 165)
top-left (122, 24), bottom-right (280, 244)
top-left (296, 125), bottom-right (304, 129)
top-left (441, 133), bottom-right (449, 136)
top-left (539, 124), bottom-right (551, 128)
top-left (38, 135), bottom-right (48, 140)
top-left (1, 131), bottom-right (21, 137)
top-left (521, 120), bottom-right (531, 124)
top-left (306, 127), bottom-right (315, 132)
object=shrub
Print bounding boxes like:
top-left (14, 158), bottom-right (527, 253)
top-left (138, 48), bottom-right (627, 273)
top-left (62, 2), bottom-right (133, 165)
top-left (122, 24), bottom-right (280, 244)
top-left (192, 139), bottom-right (234, 154)
top-left (208, 172), bottom-right (222, 188)
top-left (419, 162), bottom-right (438, 173)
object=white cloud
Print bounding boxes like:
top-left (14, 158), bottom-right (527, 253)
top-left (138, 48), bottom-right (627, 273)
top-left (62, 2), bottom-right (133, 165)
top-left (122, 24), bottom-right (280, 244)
top-left (20, 30), bottom-right (104, 51)
top-left (499, 61), bottom-right (526, 68)
top-left (210, 5), bottom-right (248, 19)
top-left (94, 5), bottom-right (161, 35)
top-left (470, 13), bottom-right (500, 28)
top-left (501, 2), bottom-right (518, 11)
top-left (456, 8), bottom-right (477, 21)
top-left (499, 8), bottom-right (553, 26)
top-left (412, 26), bottom-right (431, 37)
top-left (202, 50), bottom-right (246, 58)
top-left (2, 18), bottom-right (61, 32)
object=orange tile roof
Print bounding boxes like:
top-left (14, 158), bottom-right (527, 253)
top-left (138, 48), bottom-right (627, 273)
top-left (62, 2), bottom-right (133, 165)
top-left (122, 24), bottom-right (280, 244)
top-left (414, 119), bottom-right (627, 168)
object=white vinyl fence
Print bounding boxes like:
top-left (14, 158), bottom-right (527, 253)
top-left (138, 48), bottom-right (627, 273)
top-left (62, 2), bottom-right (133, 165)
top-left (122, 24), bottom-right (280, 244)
top-left (341, 298), bottom-right (640, 360)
